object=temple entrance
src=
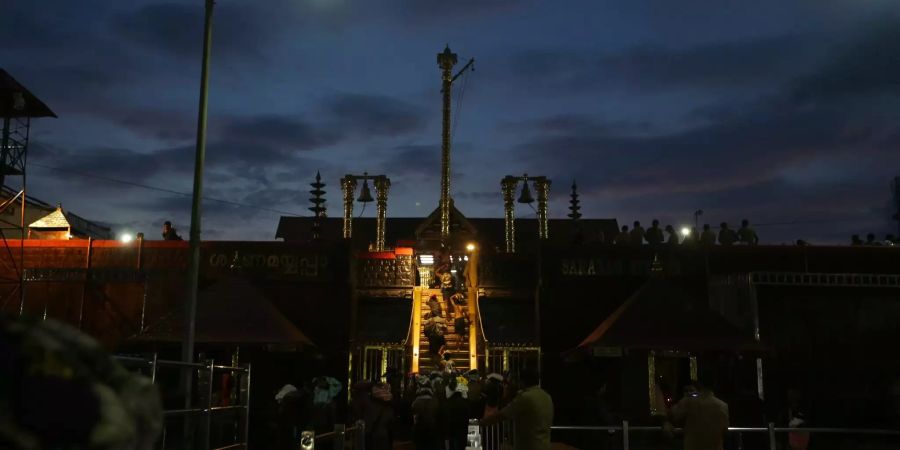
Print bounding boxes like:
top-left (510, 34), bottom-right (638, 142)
top-left (650, 351), bottom-right (697, 415)
top-left (412, 245), bottom-right (479, 375)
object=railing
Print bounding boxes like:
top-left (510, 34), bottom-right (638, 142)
top-left (309, 421), bottom-right (366, 450)
top-left (544, 420), bottom-right (900, 450)
top-left (114, 354), bottom-right (251, 450)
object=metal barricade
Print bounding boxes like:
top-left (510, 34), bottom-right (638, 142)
top-left (550, 421), bottom-right (900, 450)
top-left (312, 420), bottom-right (366, 450)
top-left (480, 421), bottom-right (515, 450)
top-left (115, 354), bottom-right (251, 450)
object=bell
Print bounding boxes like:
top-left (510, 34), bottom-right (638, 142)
top-left (517, 181), bottom-right (535, 204)
top-left (357, 177), bottom-right (374, 203)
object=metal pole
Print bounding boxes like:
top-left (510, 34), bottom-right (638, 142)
top-left (437, 46), bottom-right (458, 243)
top-left (622, 420), bottom-right (629, 450)
top-left (204, 359), bottom-right (214, 450)
top-left (332, 424), bottom-right (345, 450)
top-left (243, 363), bottom-right (252, 447)
top-left (151, 352), bottom-right (158, 384)
top-left (78, 237), bottom-right (92, 329)
top-left (183, 0), bottom-right (215, 407)
top-left (354, 420), bottom-right (366, 450)
top-left (0, 117), bottom-right (9, 189)
top-left (768, 422), bottom-right (776, 450)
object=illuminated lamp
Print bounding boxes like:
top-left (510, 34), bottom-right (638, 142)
top-left (465, 242), bottom-right (476, 252)
top-left (119, 233), bottom-right (133, 243)
top-left (680, 227), bottom-right (691, 237)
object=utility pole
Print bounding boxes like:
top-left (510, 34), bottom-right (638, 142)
top-left (436, 46), bottom-right (473, 244)
top-left (183, 0), bottom-right (215, 409)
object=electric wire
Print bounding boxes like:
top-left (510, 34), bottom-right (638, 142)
top-left (450, 62), bottom-right (471, 146)
top-left (29, 162), bottom-right (308, 217)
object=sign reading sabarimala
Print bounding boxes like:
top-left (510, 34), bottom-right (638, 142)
top-left (202, 243), bottom-right (340, 280)
top-left (559, 257), bottom-right (651, 277)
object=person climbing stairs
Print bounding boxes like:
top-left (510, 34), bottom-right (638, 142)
top-left (418, 288), bottom-right (471, 374)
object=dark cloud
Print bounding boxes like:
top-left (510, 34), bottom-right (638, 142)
top-left (377, 144), bottom-right (439, 178)
top-left (31, 143), bottom-right (193, 185)
top-left (507, 50), bottom-right (596, 91)
top-left (322, 94), bottom-right (428, 137)
top-left (111, 3), bottom-right (272, 61)
top-left (115, 108), bottom-right (197, 142)
top-left (791, 19), bottom-right (900, 102)
top-left (501, 114), bottom-right (652, 135)
top-left (0, 1), bottom-right (108, 50)
top-left (220, 115), bottom-right (343, 152)
top-left (391, 0), bottom-right (530, 22)
top-left (599, 35), bottom-right (820, 91)
top-left (516, 97), bottom-right (898, 202)
top-left (455, 191), bottom-right (501, 203)
top-left (507, 34), bottom-right (821, 94)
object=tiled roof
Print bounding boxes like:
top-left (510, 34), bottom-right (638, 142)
top-left (29, 206), bottom-right (70, 229)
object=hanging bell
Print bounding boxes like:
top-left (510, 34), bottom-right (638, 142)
top-left (357, 177), bottom-right (374, 203)
top-left (517, 180), bottom-right (535, 204)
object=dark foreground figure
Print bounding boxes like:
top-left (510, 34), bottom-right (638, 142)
top-left (0, 315), bottom-right (162, 449)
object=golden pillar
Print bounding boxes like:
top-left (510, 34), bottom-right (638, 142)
top-left (411, 287), bottom-right (422, 373)
top-left (341, 176), bottom-right (357, 239)
top-left (437, 46), bottom-right (458, 243)
top-left (467, 243), bottom-right (479, 370)
top-left (502, 176), bottom-right (517, 253)
top-left (374, 176), bottom-right (390, 251)
top-left (535, 177), bottom-right (551, 240)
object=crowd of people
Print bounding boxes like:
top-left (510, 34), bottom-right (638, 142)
top-left (851, 233), bottom-right (900, 246)
top-left (275, 366), bottom-right (551, 450)
top-left (604, 219), bottom-right (760, 246)
top-left (423, 247), bottom-right (471, 368)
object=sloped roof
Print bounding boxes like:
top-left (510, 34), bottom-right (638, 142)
top-left (139, 278), bottom-right (314, 346)
top-left (0, 69), bottom-right (56, 118)
top-left (577, 278), bottom-right (763, 352)
top-left (29, 206), bottom-right (69, 229)
top-left (415, 202), bottom-right (479, 238)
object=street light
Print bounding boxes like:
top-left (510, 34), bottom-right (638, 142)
top-left (119, 233), bottom-right (133, 243)
top-left (680, 227), bottom-right (691, 237)
top-left (466, 242), bottom-right (476, 252)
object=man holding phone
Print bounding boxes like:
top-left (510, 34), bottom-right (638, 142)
top-left (668, 375), bottom-right (729, 450)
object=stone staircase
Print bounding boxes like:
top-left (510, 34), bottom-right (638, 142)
top-left (418, 288), bottom-right (471, 374)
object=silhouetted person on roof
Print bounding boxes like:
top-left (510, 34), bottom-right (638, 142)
top-left (851, 234), bottom-right (863, 246)
top-left (865, 233), bottom-right (881, 246)
top-left (162, 221), bottom-right (182, 241)
top-left (700, 224), bottom-right (716, 246)
top-left (737, 219), bottom-right (759, 245)
top-left (718, 223), bottom-right (738, 246)
top-left (614, 225), bottom-right (630, 245)
top-left (665, 225), bottom-right (679, 245)
top-left (645, 220), bottom-right (665, 245)
top-left (630, 221), bottom-right (645, 245)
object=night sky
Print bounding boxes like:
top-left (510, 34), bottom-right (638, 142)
top-left (3, 0), bottom-right (900, 243)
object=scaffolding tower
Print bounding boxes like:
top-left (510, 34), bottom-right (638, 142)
top-left (0, 68), bottom-right (56, 312)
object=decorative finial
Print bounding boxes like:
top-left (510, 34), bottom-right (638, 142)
top-left (309, 171), bottom-right (327, 240)
top-left (568, 180), bottom-right (582, 220)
